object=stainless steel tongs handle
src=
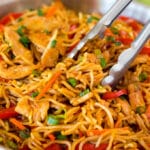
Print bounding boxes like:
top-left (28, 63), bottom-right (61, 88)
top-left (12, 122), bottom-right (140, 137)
top-left (67, 0), bottom-right (132, 58)
top-left (102, 20), bottom-right (150, 86)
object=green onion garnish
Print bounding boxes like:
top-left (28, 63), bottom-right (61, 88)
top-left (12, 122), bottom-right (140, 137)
top-left (67, 77), bottom-right (77, 87)
top-left (6, 140), bottom-right (18, 149)
top-left (139, 72), bottom-right (148, 82)
top-left (0, 137), bottom-right (3, 142)
top-left (31, 91), bottom-right (39, 98)
top-left (135, 106), bottom-right (146, 114)
top-left (47, 115), bottom-right (59, 125)
top-left (51, 39), bottom-right (57, 48)
top-left (115, 41), bottom-right (122, 46)
top-left (79, 88), bottom-right (90, 97)
top-left (44, 29), bottom-right (50, 34)
top-left (56, 134), bottom-right (67, 140)
top-left (32, 69), bottom-right (41, 77)
top-left (17, 25), bottom-right (26, 36)
top-left (17, 17), bottom-right (23, 22)
top-left (106, 36), bottom-right (115, 42)
top-left (19, 36), bottom-right (31, 48)
top-left (94, 49), bottom-right (101, 58)
top-left (110, 27), bottom-right (119, 34)
top-left (87, 16), bottom-right (99, 23)
top-left (37, 9), bottom-right (44, 16)
top-left (19, 129), bottom-right (30, 139)
top-left (100, 57), bottom-right (107, 68)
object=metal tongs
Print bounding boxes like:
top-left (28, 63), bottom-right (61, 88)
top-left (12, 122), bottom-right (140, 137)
top-left (67, 0), bottom-right (150, 86)
top-left (102, 20), bottom-right (150, 86)
top-left (67, 0), bottom-right (133, 58)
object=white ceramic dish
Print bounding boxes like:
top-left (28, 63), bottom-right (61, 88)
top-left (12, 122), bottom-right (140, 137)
top-left (0, 0), bottom-right (149, 149)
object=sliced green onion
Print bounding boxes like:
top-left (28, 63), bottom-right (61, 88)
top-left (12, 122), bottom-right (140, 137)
top-left (17, 17), bottom-right (23, 22)
top-left (17, 25), bottom-right (26, 36)
top-left (67, 77), bottom-right (77, 87)
top-left (19, 129), bottom-right (30, 139)
top-left (100, 57), bottom-right (107, 68)
top-left (19, 36), bottom-right (31, 48)
top-left (0, 137), bottom-right (3, 142)
top-left (135, 106), bottom-right (146, 114)
top-left (44, 29), bottom-right (50, 34)
top-left (32, 69), bottom-right (41, 77)
top-left (79, 88), bottom-right (90, 97)
top-left (47, 115), bottom-right (59, 125)
top-left (139, 72), bottom-right (148, 82)
top-left (119, 95), bottom-right (127, 100)
top-left (31, 91), bottom-right (39, 98)
top-left (97, 85), bottom-right (106, 93)
top-left (115, 41), bottom-right (122, 46)
top-left (56, 134), bottom-right (67, 140)
top-left (110, 27), bottom-right (119, 34)
top-left (51, 39), bottom-right (57, 48)
top-left (37, 9), bottom-right (44, 16)
top-left (87, 16), bottom-right (99, 23)
top-left (106, 36), bottom-right (115, 42)
top-left (7, 140), bottom-right (18, 149)
top-left (94, 49), bottom-right (101, 58)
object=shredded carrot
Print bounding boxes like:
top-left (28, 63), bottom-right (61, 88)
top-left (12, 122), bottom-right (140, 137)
top-left (86, 129), bottom-right (108, 136)
top-left (146, 105), bottom-right (150, 121)
top-left (36, 71), bottom-right (61, 100)
top-left (46, 1), bottom-right (62, 18)
top-left (114, 118), bottom-right (122, 128)
top-left (87, 127), bottom-right (128, 136)
top-left (48, 133), bottom-right (56, 141)
top-left (9, 118), bottom-right (26, 130)
top-left (104, 28), bottom-right (114, 36)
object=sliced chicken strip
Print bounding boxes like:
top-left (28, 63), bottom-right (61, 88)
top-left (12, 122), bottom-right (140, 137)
top-left (0, 61), bottom-right (37, 79)
top-left (41, 30), bottom-right (59, 67)
top-left (4, 27), bottom-right (33, 64)
top-left (28, 32), bottom-right (50, 53)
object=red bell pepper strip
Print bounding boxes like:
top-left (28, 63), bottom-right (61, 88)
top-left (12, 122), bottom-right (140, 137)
top-left (0, 12), bottom-right (23, 25)
top-left (76, 143), bottom-right (108, 150)
top-left (140, 46), bottom-right (150, 55)
top-left (102, 89), bottom-right (127, 100)
top-left (119, 16), bottom-right (141, 32)
top-left (0, 24), bottom-right (4, 32)
top-left (68, 24), bottom-right (78, 39)
top-left (67, 42), bottom-right (78, 53)
top-left (45, 143), bottom-right (62, 150)
top-left (0, 107), bottom-right (18, 119)
top-left (118, 37), bottom-right (133, 45)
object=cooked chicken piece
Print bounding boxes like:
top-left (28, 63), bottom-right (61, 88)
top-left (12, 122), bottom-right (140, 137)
top-left (0, 61), bottom-right (37, 79)
top-left (29, 32), bottom-right (50, 53)
top-left (4, 27), bottom-right (33, 63)
top-left (15, 97), bottom-right (49, 123)
top-left (41, 47), bottom-right (59, 67)
top-left (21, 16), bottom-right (56, 32)
top-left (128, 84), bottom-right (145, 110)
top-left (41, 30), bottom-right (59, 67)
top-left (117, 98), bottom-right (132, 116)
top-left (15, 97), bottom-right (32, 119)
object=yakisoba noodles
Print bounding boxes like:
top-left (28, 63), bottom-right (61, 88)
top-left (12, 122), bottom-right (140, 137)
top-left (0, 0), bottom-right (150, 150)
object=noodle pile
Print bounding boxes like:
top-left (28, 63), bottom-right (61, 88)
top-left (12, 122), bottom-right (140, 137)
top-left (0, 1), bottom-right (150, 150)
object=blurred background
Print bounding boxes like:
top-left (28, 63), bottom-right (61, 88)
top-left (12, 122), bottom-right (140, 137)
top-left (136, 0), bottom-right (150, 6)
top-left (0, 0), bottom-right (150, 24)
